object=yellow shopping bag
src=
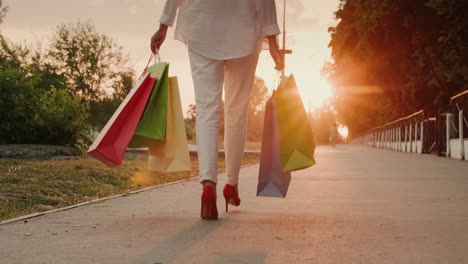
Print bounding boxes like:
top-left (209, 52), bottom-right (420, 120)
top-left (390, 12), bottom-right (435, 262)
top-left (147, 76), bottom-right (192, 172)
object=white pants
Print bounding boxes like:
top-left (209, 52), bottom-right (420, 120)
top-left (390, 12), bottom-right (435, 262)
top-left (188, 49), bottom-right (260, 185)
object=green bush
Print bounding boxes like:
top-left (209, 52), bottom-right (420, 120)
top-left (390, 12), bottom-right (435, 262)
top-left (0, 64), bottom-right (39, 143)
top-left (0, 64), bottom-right (89, 147)
top-left (33, 88), bottom-right (90, 146)
top-left (88, 98), bottom-right (122, 131)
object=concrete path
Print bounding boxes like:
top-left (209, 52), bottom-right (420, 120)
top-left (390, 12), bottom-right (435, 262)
top-left (1, 145), bottom-right (468, 264)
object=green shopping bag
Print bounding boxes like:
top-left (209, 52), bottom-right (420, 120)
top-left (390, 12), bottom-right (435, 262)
top-left (274, 74), bottom-right (316, 172)
top-left (130, 63), bottom-right (169, 147)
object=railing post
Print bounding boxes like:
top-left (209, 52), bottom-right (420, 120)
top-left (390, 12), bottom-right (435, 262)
top-left (460, 110), bottom-right (464, 160)
top-left (404, 125), bottom-right (408, 152)
top-left (399, 126), bottom-right (402, 152)
top-left (382, 130), bottom-right (385, 149)
top-left (386, 129), bottom-right (389, 149)
top-left (446, 113), bottom-right (452, 157)
top-left (414, 122), bottom-right (418, 153)
top-left (421, 121), bottom-right (424, 154)
top-left (396, 127), bottom-right (399, 150)
top-left (374, 131), bottom-right (377, 147)
top-left (397, 127), bottom-right (400, 151)
top-left (409, 123), bottom-right (413, 153)
top-left (385, 129), bottom-right (387, 149)
top-left (377, 131), bottom-right (380, 148)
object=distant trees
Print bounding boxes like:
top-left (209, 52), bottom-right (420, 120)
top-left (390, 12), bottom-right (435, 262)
top-left (247, 77), bottom-right (269, 141)
top-left (309, 103), bottom-right (336, 145)
top-left (184, 77), bottom-right (270, 142)
top-left (0, 18), bottom-right (134, 146)
top-left (326, 0), bottom-right (468, 137)
top-left (185, 104), bottom-right (197, 140)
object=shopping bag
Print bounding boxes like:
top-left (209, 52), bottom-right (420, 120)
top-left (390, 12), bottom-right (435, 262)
top-left (130, 63), bottom-right (169, 147)
top-left (274, 74), bottom-right (316, 172)
top-left (87, 73), bottom-right (157, 167)
top-left (257, 95), bottom-right (291, 197)
top-left (147, 76), bottom-right (192, 172)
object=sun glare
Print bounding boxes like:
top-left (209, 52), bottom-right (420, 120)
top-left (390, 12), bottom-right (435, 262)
top-left (297, 77), bottom-right (333, 110)
top-left (338, 125), bottom-right (349, 139)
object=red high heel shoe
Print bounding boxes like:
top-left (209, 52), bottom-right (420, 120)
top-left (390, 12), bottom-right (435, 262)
top-left (201, 185), bottom-right (218, 220)
top-left (223, 184), bottom-right (241, 212)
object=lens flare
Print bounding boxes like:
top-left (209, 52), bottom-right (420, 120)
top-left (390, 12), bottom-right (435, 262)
top-left (338, 125), bottom-right (349, 139)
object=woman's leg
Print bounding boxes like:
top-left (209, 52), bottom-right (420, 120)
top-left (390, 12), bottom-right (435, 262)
top-left (188, 49), bottom-right (224, 184)
top-left (223, 52), bottom-right (260, 186)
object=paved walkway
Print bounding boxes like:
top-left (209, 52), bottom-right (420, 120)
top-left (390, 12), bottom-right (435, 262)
top-left (1, 145), bottom-right (468, 264)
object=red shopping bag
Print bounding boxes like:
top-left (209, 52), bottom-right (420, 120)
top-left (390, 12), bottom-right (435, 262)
top-left (87, 72), bottom-right (157, 167)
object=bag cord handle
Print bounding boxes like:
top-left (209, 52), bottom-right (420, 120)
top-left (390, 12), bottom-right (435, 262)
top-left (138, 50), bottom-right (162, 80)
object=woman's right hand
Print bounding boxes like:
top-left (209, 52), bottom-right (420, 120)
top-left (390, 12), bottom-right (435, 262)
top-left (150, 24), bottom-right (168, 53)
top-left (267, 35), bottom-right (285, 71)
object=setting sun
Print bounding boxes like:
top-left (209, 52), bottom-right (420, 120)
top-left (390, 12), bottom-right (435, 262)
top-left (297, 77), bottom-right (333, 110)
top-left (255, 53), bottom-right (334, 111)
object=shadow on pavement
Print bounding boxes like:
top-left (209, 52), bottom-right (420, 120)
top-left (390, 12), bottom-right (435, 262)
top-left (134, 218), bottom-right (226, 263)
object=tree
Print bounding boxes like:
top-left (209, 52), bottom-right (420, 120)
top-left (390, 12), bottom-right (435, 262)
top-left (426, 0), bottom-right (468, 98)
top-left (46, 21), bottom-right (135, 130)
top-left (0, 0), bottom-right (7, 24)
top-left (47, 21), bottom-right (133, 102)
top-left (248, 77), bottom-right (269, 124)
top-left (186, 104), bottom-right (197, 125)
top-left (185, 104), bottom-right (197, 141)
top-left (309, 103), bottom-right (336, 145)
top-left (0, 36), bottom-right (89, 146)
top-left (184, 77), bottom-right (269, 142)
top-left (0, 19), bottom-right (135, 146)
top-left (246, 77), bottom-right (270, 141)
top-left (326, 0), bottom-right (467, 137)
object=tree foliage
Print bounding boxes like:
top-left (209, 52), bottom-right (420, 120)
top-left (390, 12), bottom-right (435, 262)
top-left (46, 21), bottom-right (135, 130)
top-left (0, 36), bottom-right (89, 146)
top-left (48, 21), bottom-right (134, 103)
top-left (326, 0), bottom-right (468, 137)
top-left (183, 77), bottom-right (269, 142)
top-left (309, 103), bottom-right (336, 145)
top-left (0, 0), bottom-right (7, 24)
top-left (247, 77), bottom-right (270, 141)
top-left (0, 18), bottom-right (135, 146)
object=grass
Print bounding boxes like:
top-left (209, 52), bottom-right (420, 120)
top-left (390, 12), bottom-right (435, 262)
top-left (0, 153), bottom-right (259, 222)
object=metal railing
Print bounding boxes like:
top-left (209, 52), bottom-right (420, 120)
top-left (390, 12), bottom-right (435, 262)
top-left (354, 89), bottom-right (467, 161)
top-left (447, 90), bottom-right (468, 159)
top-left (358, 110), bottom-right (429, 153)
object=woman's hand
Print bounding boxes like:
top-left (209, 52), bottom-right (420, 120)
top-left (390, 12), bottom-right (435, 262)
top-left (267, 35), bottom-right (285, 71)
top-left (150, 24), bottom-right (168, 53)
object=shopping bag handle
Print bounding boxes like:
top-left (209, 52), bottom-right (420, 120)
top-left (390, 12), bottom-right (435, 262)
top-left (270, 70), bottom-right (287, 95)
top-left (138, 50), bottom-right (162, 80)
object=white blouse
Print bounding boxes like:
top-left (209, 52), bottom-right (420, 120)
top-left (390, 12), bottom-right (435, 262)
top-left (159, 0), bottom-right (281, 60)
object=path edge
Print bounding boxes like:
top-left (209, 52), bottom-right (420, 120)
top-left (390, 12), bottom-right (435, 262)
top-left (0, 163), bottom-right (258, 226)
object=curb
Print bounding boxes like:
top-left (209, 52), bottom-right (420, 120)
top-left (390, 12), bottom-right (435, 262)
top-left (0, 163), bottom-right (259, 226)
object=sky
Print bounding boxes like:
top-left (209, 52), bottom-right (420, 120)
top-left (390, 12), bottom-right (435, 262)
top-left (1, 0), bottom-right (340, 113)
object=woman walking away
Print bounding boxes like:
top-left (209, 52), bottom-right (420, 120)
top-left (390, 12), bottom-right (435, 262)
top-left (151, 0), bottom-right (284, 219)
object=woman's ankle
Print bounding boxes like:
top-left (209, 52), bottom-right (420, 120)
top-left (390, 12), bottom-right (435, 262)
top-left (202, 180), bottom-right (216, 189)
